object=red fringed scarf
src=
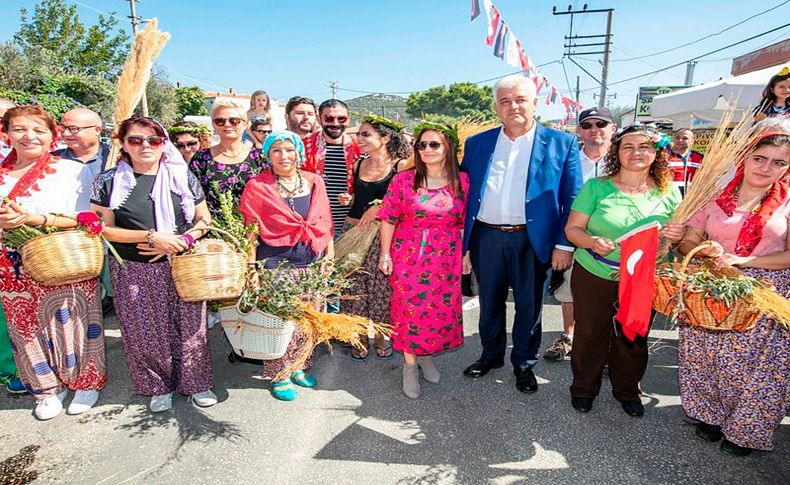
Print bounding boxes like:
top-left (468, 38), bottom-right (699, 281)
top-left (0, 149), bottom-right (59, 201)
top-left (239, 170), bottom-right (333, 254)
top-left (715, 168), bottom-right (788, 256)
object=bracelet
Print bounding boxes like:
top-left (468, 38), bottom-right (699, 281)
top-left (146, 229), bottom-right (156, 248)
top-left (180, 233), bottom-right (196, 248)
top-left (379, 253), bottom-right (391, 262)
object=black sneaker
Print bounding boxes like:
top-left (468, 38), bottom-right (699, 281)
top-left (720, 439), bottom-right (752, 457)
top-left (695, 422), bottom-right (723, 442)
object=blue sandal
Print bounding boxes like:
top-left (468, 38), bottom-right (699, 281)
top-left (271, 381), bottom-right (297, 401)
top-left (290, 370), bottom-right (317, 388)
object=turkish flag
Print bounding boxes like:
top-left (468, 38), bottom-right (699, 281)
top-left (615, 222), bottom-right (660, 341)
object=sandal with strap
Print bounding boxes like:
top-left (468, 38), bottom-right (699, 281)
top-left (271, 381), bottom-right (297, 401)
top-left (374, 338), bottom-right (394, 360)
top-left (351, 336), bottom-right (370, 362)
top-left (290, 370), bottom-right (317, 388)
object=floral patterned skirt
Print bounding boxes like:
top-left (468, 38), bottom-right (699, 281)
top-left (678, 267), bottom-right (790, 451)
top-left (340, 221), bottom-right (391, 325)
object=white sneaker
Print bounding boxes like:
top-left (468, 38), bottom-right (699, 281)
top-left (207, 311), bottom-right (220, 329)
top-left (149, 393), bottom-right (174, 413)
top-left (190, 390), bottom-right (217, 408)
top-left (35, 388), bottom-right (69, 421)
top-left (67, 390), bottom-right (100, 415)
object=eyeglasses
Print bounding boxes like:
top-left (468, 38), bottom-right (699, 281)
top-left (253, 129), bottom-right (272, 135)
top-left (322, 115), bottom-right (348, 124)
top-left (415, 141), bottom-right (443, 151)
top-left (61, 125), bottom-right (98, 134)
top-left (125, 135), bottom-right (166, 147)
top-left (213, 117), bottom-right (243, 127)
top-left (580, 120), bottom-right (610, 130)
top-left (174, 140), bottom-right (199, 150)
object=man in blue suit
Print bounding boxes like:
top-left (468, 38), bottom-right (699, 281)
top-left (460, 75), bottom-right (582, 393)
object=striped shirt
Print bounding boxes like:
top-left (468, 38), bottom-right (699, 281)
top-left (323, 143), bottom-right (351, 230)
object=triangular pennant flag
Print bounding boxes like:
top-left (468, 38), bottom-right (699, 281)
top-left (471, 0), bottom-right (481, 21)
top-left (615, 222), bottom-right (661, 342)
top-left (485, 3), bottom-right (501, 46)
top-left (545, 85), bottom-right (558, 106)
top-left (517, 41), bottom-right (531, 72)
top-left (493, 22), bottom-right (508, 59)
top-left (505, 32), bottom-right (521, 67)
top-left (534, 75), bottom-right (546, 94)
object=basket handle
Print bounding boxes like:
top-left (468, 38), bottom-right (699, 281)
top-left (204, 226), bottom-right (245, 254)
top-left (679, 243), bottom-right (710, 274)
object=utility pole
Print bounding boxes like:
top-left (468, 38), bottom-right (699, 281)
top-left (684, 61), bottom-right (697, 85)
top-left (553, 5), bottom-right (614, 108)
top-left (575, 75), bottom-right (580, 102)
top-left (127, 0), bottom-right (148, 116)
top-left (327, 81), bottom-right (338, 99)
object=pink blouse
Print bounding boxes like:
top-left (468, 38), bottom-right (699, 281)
top-left (688, 196), bottom-right (790, 256)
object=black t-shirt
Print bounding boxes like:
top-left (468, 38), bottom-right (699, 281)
top-left (91, 168), bottom-right (205, 263)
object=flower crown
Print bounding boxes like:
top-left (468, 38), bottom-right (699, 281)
top-left (778, 66), bottom-right (789, 76)
top-left (413, 121), bottom-right (460, 152)
top-left (615, 123), bottom-right (671, 150)
top-left (168, 124), bottom-right (212, 137)
top-left (359, 114), bottom-right (405, 133)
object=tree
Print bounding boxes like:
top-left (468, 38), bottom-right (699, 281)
top-left (140, 66), bottom-right (178, 126)
top-left (406, 82), bottom-right (496, 121)
top-left (175, 86), bottom-right (208, 119)
top-left (14, 0), bottom-right (128, 78)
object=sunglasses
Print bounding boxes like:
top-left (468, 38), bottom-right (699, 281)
top-left (174, 140), bottom-right (199, 150)
top-left (125, 135), bottom-right (166, 147)
top-left (580, 120), bottom-right (610, 130)
top-left (322, 115), bottom-right (348, 124)
top-left (213, 117), bottom-right (243, 127)
top-left (253, 129), bottom-right (272, 135)
top-left (416, 141), bottom-right (443, 151)
top-left (61, 125), bottom-right (98, 134)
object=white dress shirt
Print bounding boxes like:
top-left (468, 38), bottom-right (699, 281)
top-left (477, 124), bottom-right (537, 225)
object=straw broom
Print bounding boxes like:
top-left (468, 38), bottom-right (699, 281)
top-left (275, 305), bottom-right (392, 382)
top-left (106, 19), bottom-right (171, 168)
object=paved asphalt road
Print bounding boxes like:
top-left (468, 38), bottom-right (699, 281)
top-left (1, 297), bottom-right (787, 484)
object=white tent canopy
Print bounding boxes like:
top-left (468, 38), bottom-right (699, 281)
top-left (650, 63), bottom-right (787, 127)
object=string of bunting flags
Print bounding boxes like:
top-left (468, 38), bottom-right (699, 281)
top-left (471, 0), bottom-right (584, 124)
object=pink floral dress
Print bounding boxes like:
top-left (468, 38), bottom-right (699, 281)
top-left (377, 170), bottom-right (469, 356)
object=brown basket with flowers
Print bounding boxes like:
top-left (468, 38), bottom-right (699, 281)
top-left (653, 244), bottom-right (761, 331)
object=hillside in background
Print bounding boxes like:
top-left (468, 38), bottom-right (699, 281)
top-left (344, 93), bottom-right (418, 128)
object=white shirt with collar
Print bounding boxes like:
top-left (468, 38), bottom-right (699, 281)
top-left (477, 123), bottom-right (537, 225)
top-left (579, 147), bottom-right (606, 182)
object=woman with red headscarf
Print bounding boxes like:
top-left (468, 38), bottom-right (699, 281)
top-left (676, 124), bottom-right (790, 456)
top-left (0, 105), bottom-right (107, 420)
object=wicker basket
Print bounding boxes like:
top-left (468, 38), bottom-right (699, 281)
top-left (653, 244), bottom-right (761, 331)
top-left (19, 230), bottom-right (103, 286)
top-left (219, 300), bottom-right (295, 360)
top-left (171, 227), bottom-right (247, 302)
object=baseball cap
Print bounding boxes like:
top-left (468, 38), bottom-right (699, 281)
top-left (578, 107), bottom-right (614, 124)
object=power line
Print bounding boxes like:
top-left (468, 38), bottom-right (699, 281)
top-left (609, 0), bottom-right (790, 62)
top-left (575, 22), bottom-right (790, 94)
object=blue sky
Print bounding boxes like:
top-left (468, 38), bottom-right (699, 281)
top-left (1, 0), bottom-right (788, 119)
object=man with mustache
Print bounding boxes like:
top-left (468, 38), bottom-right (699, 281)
top-left (285, 96), bottom-right (318, 139)
top-left (302, 99), bottom-right (361, 234)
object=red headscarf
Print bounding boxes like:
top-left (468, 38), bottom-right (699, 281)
top-left (715, 131), bottom-right (790, 256)
top-left (239, 170), bottom-right (333, 254)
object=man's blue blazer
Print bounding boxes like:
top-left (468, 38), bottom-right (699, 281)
top-left (460, 124), bottom-right (582, 264)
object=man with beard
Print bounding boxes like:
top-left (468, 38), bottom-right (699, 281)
top-left (302, 99), bottom-right (361, 233)
top-left (285, 96), bottom-right (318, 138)
top-left (544, 107), bottom-right (616, 362)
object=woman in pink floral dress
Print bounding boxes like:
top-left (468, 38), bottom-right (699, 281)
top-left (378, 122), bottom-right (469, 399)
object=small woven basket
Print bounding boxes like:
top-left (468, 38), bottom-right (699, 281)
top-left (20, 230), bottom-right (103, 286)
top-left (171, 227), bottom-right (247, 302)
top-left (219, 300), bottom-right (295, 360)
top-left (653, 244), bottom-right (761, 331)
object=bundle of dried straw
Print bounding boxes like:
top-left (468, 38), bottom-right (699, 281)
top-left (277, 305), bottom-right (391, 381)
top-left (106, 19), bottom-right (171, 168)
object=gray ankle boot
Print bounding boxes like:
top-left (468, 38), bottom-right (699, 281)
top-left (402, 363), bottom-right (421, 398)
top-left (417, 355), bottom-right (440, 383)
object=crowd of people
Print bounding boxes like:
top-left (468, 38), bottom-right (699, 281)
top-left (0, 67), bottom-right (788, 458)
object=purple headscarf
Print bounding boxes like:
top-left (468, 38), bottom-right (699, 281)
top-left (108, 121), bottom-right (195, 234)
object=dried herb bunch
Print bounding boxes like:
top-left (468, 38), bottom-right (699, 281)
top-left (207, 186), bottom-right (258, 254)
top-left (656, 264), bottom-right (760, 307)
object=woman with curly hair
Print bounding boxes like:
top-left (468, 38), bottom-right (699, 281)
top-left (169, 121), bottom-right (212, 163)
top-left (342, 115), bottom-right (411, 361)
top-left (564, 123), bottom-right (684, 417)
